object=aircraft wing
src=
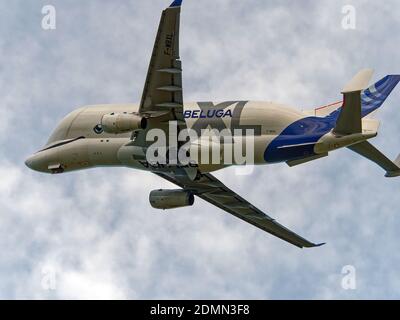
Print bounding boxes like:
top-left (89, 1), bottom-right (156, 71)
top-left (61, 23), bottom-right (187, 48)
top-left (139, 0), bottom-right (185, 124)
top-left (155, 171), bottom-right (324, 249)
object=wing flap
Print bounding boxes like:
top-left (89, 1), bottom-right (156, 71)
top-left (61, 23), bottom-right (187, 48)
top-left (342, 69), bottom-right (374, 94)
top-left (348, 141), bottom-right (400, 177)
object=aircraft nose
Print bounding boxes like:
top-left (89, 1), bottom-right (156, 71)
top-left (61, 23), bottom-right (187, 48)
top-left (24, 157), bottom-right (32, 168)
top-left (25, 153), bottom-right (48, 173)
top-left (25, 154), bottom-right (40, 171)
top-left (25, 149), bottom-right (64, 174)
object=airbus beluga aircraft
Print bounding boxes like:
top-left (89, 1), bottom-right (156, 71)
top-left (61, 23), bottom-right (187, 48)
top-left (26, 0), bottom-right (400, 248)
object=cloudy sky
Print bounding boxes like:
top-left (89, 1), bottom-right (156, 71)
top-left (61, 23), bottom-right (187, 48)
top-left (1, 0), bottom-right (400, 299)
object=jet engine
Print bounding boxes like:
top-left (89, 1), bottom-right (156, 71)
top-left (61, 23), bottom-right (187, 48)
top-left (149, 189), bottom-right (195, 210)
top-left (101, 113), bottom-right (147, 134)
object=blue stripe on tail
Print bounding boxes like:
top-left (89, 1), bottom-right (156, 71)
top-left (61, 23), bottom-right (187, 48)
top-left (326, 75), bottom-right (400, 120)
top-left (169, 0), bottom-right (183, 7)
top-left (361, 75), bottom-right (400, 117)
top-left (264, 75), bottom-right (400, 164)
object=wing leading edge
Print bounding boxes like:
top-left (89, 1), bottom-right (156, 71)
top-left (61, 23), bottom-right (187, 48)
top-left (155, 171), bottom-right (324, 249)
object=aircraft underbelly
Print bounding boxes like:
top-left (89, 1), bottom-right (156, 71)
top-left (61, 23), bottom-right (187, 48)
top-left (264, 135), bottom-right (320, 163)
top-left (264, 116), bottom-right (336, 163)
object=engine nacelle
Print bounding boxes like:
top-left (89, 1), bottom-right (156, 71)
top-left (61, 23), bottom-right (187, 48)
top-left (101, 113), bottom-right (147, 134)
top-left (149, 189), bottom-right (195, 210)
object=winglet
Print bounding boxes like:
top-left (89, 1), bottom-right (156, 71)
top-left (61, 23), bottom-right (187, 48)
top-left (315, 242), bottom-right (326, 247)
top-left (304, 242), bottom-right (326, 249)
top-left (342, 69), bottom-right (374, 93)
top-left (169, 0), bottom-right (182, 7)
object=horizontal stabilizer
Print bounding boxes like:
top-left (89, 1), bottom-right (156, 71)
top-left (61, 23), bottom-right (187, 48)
top-left (342, 69), bottom-right (374, 93)
top-left (348, 141), bottom-right (400, 177)
top-left (334, 69), bottom-right (374, 135)
top-left (395, 154), bottom-right (400, 167)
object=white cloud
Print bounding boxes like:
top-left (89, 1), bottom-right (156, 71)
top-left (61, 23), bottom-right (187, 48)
top-left (1, 0), bottom-right (400, 299)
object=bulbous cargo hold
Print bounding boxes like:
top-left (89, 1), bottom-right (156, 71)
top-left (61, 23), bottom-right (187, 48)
top-left (149, 189), bottom-right (195, 210)
top-left (101, 113), bottom-right (147, 134)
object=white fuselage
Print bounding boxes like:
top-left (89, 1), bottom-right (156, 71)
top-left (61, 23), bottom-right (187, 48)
top-left (25, 101), bottom-right (377, 174)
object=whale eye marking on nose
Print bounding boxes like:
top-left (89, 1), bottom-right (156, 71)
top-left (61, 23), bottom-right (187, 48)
top-left (94, 124), bottom-right (104, 134)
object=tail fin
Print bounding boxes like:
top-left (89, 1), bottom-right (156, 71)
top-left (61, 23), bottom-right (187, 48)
top-left (361, 75), bottom-right (400, 117)
top-left (333, 70), bottom-right (400, 135)
top-left (306, 73), bottom-right (400, 118)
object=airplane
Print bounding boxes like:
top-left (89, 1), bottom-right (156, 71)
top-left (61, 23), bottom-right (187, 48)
top-left (25, 0), bottom-right (400, 249)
